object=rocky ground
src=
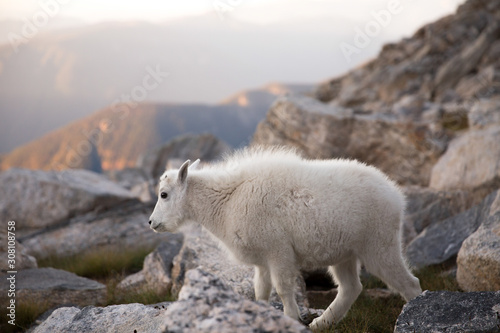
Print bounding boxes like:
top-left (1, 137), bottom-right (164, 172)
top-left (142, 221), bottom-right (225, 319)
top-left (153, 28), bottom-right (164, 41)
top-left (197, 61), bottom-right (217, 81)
top-left (2, 0), bottom-right (500, 331)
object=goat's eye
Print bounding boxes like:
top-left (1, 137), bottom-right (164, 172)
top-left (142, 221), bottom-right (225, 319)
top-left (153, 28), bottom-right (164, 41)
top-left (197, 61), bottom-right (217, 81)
top-left (160, 192), bottom-right (168, 199)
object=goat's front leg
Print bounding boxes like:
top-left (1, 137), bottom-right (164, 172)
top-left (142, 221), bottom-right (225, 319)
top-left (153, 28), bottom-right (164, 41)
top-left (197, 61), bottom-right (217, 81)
top-left (254, 265), bottom-right (272, 301)
top-left (269, 262), bottom-right (300, 320)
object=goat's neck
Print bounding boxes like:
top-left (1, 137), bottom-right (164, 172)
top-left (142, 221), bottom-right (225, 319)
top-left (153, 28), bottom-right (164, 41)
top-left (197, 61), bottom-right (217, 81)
top-left (186, 174), bottom-right (232, 240)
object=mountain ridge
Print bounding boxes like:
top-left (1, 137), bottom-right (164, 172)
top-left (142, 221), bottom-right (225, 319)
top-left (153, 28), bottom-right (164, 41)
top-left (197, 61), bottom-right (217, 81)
top-left (0, 83), bottom-right (312, 172)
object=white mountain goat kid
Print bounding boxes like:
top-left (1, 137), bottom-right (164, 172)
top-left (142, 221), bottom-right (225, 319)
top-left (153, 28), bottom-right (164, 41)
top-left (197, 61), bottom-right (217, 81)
top-left (149, 147), bottom-right (422, 330)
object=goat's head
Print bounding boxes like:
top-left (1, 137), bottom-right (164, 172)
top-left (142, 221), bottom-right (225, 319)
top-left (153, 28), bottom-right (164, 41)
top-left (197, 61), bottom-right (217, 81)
top-left (149, 159), bottom-right (200, 232)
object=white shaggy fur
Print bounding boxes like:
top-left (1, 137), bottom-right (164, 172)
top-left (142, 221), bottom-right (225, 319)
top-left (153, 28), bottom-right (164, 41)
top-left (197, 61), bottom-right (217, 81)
top-left (149, 147), bottom-right (422, 330)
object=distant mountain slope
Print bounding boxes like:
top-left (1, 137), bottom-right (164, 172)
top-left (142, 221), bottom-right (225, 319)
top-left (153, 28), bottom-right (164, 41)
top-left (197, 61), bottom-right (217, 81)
top-left (0, 84), bottom-right (312, 171)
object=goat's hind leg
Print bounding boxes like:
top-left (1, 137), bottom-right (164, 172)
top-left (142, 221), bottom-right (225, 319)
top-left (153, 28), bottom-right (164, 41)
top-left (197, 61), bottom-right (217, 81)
top-left (362, 245), bottom-right (422, 301)
top-left (310, 257), bottom-right (362, 331)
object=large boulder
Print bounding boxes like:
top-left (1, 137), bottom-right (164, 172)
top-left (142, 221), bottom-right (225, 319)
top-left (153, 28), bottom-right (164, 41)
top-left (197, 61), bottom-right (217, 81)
top-left (0, 268), bottom-right (106, 309)
top-left (137, 133), bottom-right (230, 180)
top-left (395, 290), bottom-right (500, 333)
top-left (253, 94), bottom-right (446, 186)
top-left (430, 126), bottom-right (500, 200)
top-left (402, 186), bottom-right (475, 247)
top-left (0, 168), bottom-right (136, 230)
top-left (405, 190), bottom-right (498, 268)
top-left (170, 225), bottom-right (309, 308)
top-left (165, 268), bottom-right (313, 333)
top-left (20, 201), bottom-right (169, 260)
top-left (32, 303), bottom-right (170, 333)
top-left (457, 191), bottom-right (500, 291)
top-left (117, 234), bottom-right (184, 294)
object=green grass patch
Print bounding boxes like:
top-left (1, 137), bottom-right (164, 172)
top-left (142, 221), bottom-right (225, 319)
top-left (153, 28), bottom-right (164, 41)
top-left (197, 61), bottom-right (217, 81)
top-left (37, 245), bottom-right (154, 279)
top-left (315, 265), bottom-right (462, 333)
top-left (0, 300), bottom-right (50, 333)
top-left (105, 273), bottom-right (176, 305)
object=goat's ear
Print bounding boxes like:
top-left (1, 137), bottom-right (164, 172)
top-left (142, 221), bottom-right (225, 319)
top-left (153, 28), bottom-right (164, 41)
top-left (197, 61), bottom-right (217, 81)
top-left (189, 159), bottom-right (200, 170)
top-left (178, 160), bottom-right (190, 184)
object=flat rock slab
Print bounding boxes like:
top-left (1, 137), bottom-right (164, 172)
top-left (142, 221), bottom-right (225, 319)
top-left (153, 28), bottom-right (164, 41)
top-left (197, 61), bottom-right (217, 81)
top-left (0, 168), bottom-right (136, 230)
top-left (0, 268), bottom-right (106, 308)
top-left (395, 290), bottom-right (500, 333)
top-left (21, 201), bottom-right (170, 260)
top-left (32, 303), bottom-right (169, 333)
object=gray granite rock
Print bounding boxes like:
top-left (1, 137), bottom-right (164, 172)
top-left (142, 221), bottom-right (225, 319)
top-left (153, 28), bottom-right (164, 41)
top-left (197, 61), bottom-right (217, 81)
top-left (21, 201), bottom-right (170, 260)
top-left (0, 268), bottom-right (106, 308)
top-left (33, 269), bottom-right (314, 333)
top-left (0, 168), bottom-right (136, 230)
top-left (395, 290), bottom-right (500, 333)
top-left (457, 191), bottom-right (500, 291)
top-left (430, 126), bottom-right (500, 200)
top-left (405, 190), bottom-right (497, 268)
top-left (402, 186), bottom-right (475, 247)
top-left (165, 268), bottom-right (312, 333)
top-left (117, 234), bottom-right (184, 294)
top-left (32, 303), bottom-right (169, 333)
top-left (469, 96), bottom-right (500, 129)
top-left (252, 94), bottom-right (446, 186)
top-left (137, 133), bottom-right (230, 180)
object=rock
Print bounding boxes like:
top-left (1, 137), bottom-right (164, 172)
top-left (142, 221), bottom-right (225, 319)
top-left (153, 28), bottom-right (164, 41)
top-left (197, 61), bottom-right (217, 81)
top-left (468, 96), bottom-right (500, 129)
top-left (402, 186), bottom-right (476, 247)
top-left (137, 133), bottom-right (230, 179)
top-left (457, 191), bottom-right (500, 291)
top-left (405, 190), bottom-right (498, 268)
top-left (32, 303), bottom-right (169, 333)
top-left (0, 268), bottom-right (106, 308)
top-left (253, 94), bottom-right (446, 186)
top-left (165, 268), bottom-right (312, 333)
top-left (430, 126), bottom-right (500, 200)
top-left (105, 167), bottom-right (149, 190)
top-left (394, 290), bottom-right (500, 333)
top-left (455, 65), bottom-right (498, 101)
top-left (0, 229), bottom-right (37, 272)
top-left (170, 225), bottom-right (308, 308)
top-left (142, 235), bottom-right (184, 293)
top-left (130, 180), bottom-right (157, 203)
top-left (105, 167), bottom-right (157, 203)
top-left (35, 268), bottom-right (315, 333)
top-left (20, 201), bottom-right (170, 260)
top-left (315, 76), bottom-right (344, 103)
top-left (433, 19), bottom-right (500, 97)
top-left (0, 168), bottom-right (136, 230)
top-left (117, 234), bottom-right (184, 294)
top-left (115, 270), bottom-right (147, 292)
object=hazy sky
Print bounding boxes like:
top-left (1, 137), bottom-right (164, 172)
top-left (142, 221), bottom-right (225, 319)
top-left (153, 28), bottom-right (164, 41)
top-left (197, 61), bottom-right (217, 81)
top-left (0, 0), bottom-right (464, 25)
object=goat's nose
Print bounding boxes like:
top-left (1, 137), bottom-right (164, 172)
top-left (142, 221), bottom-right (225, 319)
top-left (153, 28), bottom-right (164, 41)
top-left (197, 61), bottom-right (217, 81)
top-left (148, 220), bottom-right (152, 225)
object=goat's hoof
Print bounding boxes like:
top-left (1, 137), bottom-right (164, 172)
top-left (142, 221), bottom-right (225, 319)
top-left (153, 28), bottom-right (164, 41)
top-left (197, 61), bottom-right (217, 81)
top-left (309, 317), bottom-right (331, 332)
